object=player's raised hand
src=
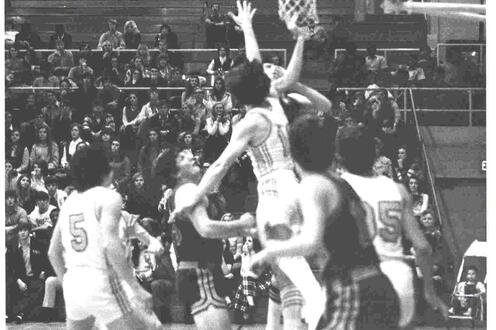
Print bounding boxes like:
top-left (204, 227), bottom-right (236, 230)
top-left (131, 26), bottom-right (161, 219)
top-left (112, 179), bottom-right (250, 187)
top-left (285, 14), bottom-right (312, 40)
top-left (228, 0), bottom-right (257, 29)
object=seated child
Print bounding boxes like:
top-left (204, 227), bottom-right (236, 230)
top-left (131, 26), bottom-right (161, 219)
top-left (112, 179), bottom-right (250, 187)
top-left (449, 266), bottom-right (486, 316)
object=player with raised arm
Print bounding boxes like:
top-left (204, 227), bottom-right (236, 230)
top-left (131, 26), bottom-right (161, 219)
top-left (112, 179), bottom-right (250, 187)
top-left (48, 145), bottom-right (163, 330)
top-left (336, 125), bottom-right (449, 328)
top-left (169, 2), bottom-right (330, 329)
top-left (251, 115), bottom-right (402, 330)
top-left (169, 148), bottom-right (256, 330)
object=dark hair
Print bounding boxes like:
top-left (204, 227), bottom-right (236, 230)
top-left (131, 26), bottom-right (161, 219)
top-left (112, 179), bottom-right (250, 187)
top-left (33, 160), bottom-right (49, 177)
top-left (34, 190), bottom-right (50, 201)
top-left (212, 77), bottom-right (226, 100)
top-left (6, 189), bottom-right (18, 200)
top-left (289, 114), bottom-right (338, 172)
top-left (71, 144), bottom-right (112, 192)
top-left (335, 125), bottom-right (376, 175)
top-left (17, 222), bottom-right (32, 232)
top-left (45, 175), bottom-right (58, 186)
top-left (466, 266), bottom-right (478, 274)
top-left (225, 60), bottom-right (270, 106)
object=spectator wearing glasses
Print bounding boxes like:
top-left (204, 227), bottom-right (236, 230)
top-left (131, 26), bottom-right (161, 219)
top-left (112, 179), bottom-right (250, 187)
top-left (97, 18), bottom-right (125, 49)
top-left (48, 24), bottom-right (72, 49)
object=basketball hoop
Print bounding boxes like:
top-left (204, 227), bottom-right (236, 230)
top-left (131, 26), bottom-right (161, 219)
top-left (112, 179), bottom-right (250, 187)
top-left (278, 0), bottom-right (319, 29)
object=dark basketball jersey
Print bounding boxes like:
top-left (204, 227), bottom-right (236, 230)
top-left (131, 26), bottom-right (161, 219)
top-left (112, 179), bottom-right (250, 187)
top-left (321, 173), bottom-right (379, 284)
top-left (171, 190), bottom-right (224, 264)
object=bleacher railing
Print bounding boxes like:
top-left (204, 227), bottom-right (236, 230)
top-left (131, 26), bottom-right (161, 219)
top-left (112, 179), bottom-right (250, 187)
top-left (334, 48), bottom-right (420, 65)
top-left (6, 48), bottom-right (288, 66)
top-left (436, 43), bottom-right (485, 73)
top-left (335, 87), bottom-right (485, 126)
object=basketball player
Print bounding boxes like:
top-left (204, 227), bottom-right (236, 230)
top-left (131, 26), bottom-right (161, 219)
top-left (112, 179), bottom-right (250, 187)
top-left (48, 145), bottom-right (163, 330)
top-left (251, 115), bottom-right (401, 329)
top-left (171, 148), bottom-right (257, 330)
top-left (170, 2), bottom-right (330, 329)
top-left (337, 125), bottom-right (449, 327)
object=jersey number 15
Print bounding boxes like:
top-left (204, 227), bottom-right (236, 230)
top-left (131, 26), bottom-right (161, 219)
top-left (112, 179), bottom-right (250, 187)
top-left (69, 214), bottom-right (88, 252)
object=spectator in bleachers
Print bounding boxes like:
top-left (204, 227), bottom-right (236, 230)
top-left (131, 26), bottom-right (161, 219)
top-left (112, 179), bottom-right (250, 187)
top-left (103, 54), bottom-right (125, 86)
top-left (6, 222), bottom-right (51, 324)
top-left (30, 160), bottom-right (48, 193)
top-left (6, 47), bottom-right (29, 79)
top-left (329, 42), bottom-right (365, 88)
top-left (154, 23), bottom-right (179, 49)
top-left (449, 266), bottom-right (486, 317)
top-left (125, 172), bottom-right (160, 219)
top-left (32, 66), bottom-right (59, 90)
top-left (6, 111), bottom-right (16, 139)
top-left (5, 190), bottom-right (28, 245)
top-left (108, 137), bottom-right (132, 190)
top-left (14, 22), bottom-right (42, 49)
top-left (155, 55), bottom-right (174, 82)
top-left (203, 103), bottom-right (230, 164)
top-left (149, 101), bottom-right (180, 143)
top-left (120, 92), bottom-right (141, 145)
top-left (68, 55), bottom-right (94, 86)
top-left (145, 67), bottom-right (168, 88)
top-left (88, 102), bottom-right (106, 139)
top-left (95, 39), bottom-right (116, 74)
top-left (408, 176), bottom-right (429, 217)
top-left (16, 174), bottom-right (36, 214)
top-left (417, 45), bottom-right (436, 82)
top-left (97, 76), bottom-right (121, 118)
top-left (136, 43), bottom-right (152, 68)
top-left (134, 89), bottom-right (160, 129)
top-left (47, 39), bottom-right (74, 76)
top-left (60, 123), bottom-right (83, 170)
top-left (6, 161), bottom-right (21, 192)
top-left (181, 76), bottom-right (207, 134)
top-left (206, 46), bottom-right (234, 78)
top-left (419, 209), bottom-right (442, 253)
top-left (404, 55), bottom-right (426, 87)
top-left (28, 190), bottom-right (56, 241)
top-left (97, 18), bottom-right (125, 49)
top-left (7, 128), bottom-right (30, 174)
top-left (29, 125), bottom-right (59, 173)
top-left (394, 145), bottom-right (412, 183)
top-left (364, 44), bottom-right (388, 73)
top-left (204, 77), bottom-right (233, 113)
top-left (138, 127), bottom-right (161, 177)
top-left (5, 17), bottom-right (20, 48)
top-left (153, 39), bottom-right (183, 70)
top-left (205, 3), bottom-right (227, 48)
top-left (123, 20), bottom-right (141, 49)
top-left (48, 24), bottom-right (72, 50)
top-left (44, 176), bottom-right (67, 209)
top-left (124, 67), bottom-right (145, 87)
top-left (166, 68), bottom-right (186, 107)
top-left (71, 73), bottom-right (97, 122)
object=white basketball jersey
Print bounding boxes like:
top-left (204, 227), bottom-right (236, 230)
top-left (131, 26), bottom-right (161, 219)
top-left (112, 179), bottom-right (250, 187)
top-left (59, 187), bottom-right (112, 271)
top-left (341, 172), bottom-right (404, 261)
top-left (246, 97), bottom-right (295, 180)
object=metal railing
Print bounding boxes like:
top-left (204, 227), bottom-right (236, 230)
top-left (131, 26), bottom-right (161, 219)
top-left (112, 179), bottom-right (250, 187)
top-left (334, 48), bottom-right (420, 63)
top-left (335, 87), bottom-right (486, 126)
top-left (6, 48), bottom-right (288, 66)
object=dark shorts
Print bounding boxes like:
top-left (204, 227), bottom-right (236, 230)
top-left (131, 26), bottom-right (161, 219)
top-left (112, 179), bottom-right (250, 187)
top-left (317, 267), bottom-right (400, 330)
top-left (176, 265), bottom-right (228, 315)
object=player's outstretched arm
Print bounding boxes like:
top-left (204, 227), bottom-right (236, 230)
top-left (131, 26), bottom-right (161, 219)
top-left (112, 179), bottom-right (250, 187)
top-left (398, 184), bottom-right (449, 320)
top-left (170, 113), bottom-right (264, 222)
top-left (48, 219), bottom-right (65, 280)
top-left (288, 82), bottom-right (333, 115)
top-left (251, 175), bottom-right (334, 266)
top-left (229, 1), bottom-right (261, 62)
top-left (271, 17), bottom-right (311, 94)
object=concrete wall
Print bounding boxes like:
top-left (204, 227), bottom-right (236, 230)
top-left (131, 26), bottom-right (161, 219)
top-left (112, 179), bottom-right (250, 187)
top-left (428, 0), bottom-right (482, 45)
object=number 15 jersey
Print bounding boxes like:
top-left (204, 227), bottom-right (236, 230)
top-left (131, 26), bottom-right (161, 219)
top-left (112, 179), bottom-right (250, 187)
top-left (341, 172), bottom-right (404, 261)
top-left (59, 187), bottom-right (114, 271)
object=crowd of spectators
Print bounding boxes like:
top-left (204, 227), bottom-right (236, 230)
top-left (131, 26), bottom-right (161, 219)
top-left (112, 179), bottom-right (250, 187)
top-left (4, 13), bottom-right (466, 326)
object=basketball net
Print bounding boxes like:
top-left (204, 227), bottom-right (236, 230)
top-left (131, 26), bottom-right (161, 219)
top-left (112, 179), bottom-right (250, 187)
top-left (278, 0), bottom-right (319, 30)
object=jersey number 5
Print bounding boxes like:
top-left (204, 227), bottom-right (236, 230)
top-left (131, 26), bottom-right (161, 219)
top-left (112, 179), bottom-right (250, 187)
top-left (69, 214), bottom-right (88, 252)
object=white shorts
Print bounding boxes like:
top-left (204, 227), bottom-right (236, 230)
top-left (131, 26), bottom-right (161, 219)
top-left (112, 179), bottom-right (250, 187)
top-left (63, 268), bottom-right (133, 325)
top-left (380, 259), bottom-right (415, 328)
